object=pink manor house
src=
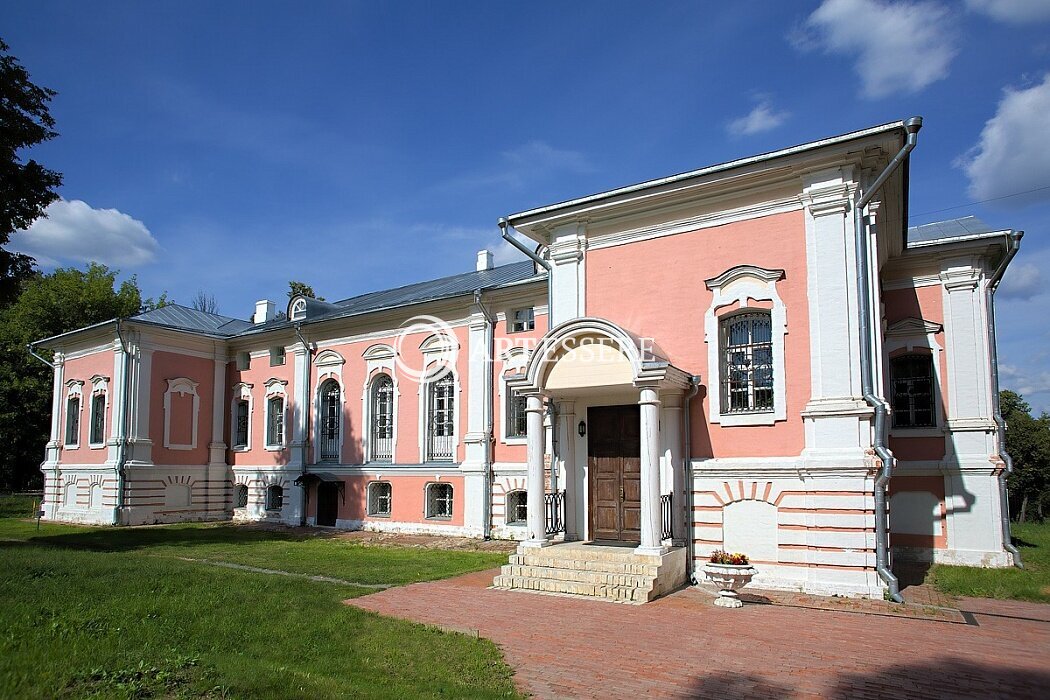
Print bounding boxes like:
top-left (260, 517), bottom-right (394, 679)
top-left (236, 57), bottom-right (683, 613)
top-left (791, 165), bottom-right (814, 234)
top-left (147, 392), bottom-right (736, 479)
top-left (35, 119), bottom-right (1025, 603)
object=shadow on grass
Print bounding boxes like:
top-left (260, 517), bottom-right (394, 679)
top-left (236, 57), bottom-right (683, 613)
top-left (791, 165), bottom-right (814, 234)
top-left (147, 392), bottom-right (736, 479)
top-left (690, 659), bottom-right (1050, 698)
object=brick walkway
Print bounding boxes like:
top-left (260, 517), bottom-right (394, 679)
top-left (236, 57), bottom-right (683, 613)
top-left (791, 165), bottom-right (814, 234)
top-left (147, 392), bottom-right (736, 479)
top-left (347, 569), bottom-right (1050, 699)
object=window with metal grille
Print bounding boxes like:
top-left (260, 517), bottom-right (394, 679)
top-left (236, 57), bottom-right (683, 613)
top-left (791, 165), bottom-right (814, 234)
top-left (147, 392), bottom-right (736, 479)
top-left (265, 484), bottom-right (283, 511)
top-left (891, 354), bottom-right (935, 428)
top-left (509, 307), bottom-right (535, 333)
top-left (426, 373), bottom-right (455, 462)
top-left (506, 490), bottom-right (527, 525)
top-left (426, 482), bottom-right (453, 519)
top-left (234, 484), bottom-right (248, 508)
top-left (65, 396), bottom-right (80, 446)
top-left (506, 391), bottom-right (527, 439)
top-left (319, 379), bottom-right (341, 462)
top-left (90, 393), bottom-right (106, 445)
top-left (234, 399), bottom-right (249, 448)
top-left (719, 312), bottom-right (774, 414)
top-left (370, 374), bottom-right (394, 462)
top-left (367, 481), bottom-right (392, 516)
top-left (266, 396), bottom-right (284, 447)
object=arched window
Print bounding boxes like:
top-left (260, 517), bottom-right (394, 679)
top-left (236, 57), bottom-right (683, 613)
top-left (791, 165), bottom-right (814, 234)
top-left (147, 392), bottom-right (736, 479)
top-left (370, 374), bottom-right (394, 462)
top-left (890, 354), bottom-right (935, 428)
top-left (319, 379), bottom-right (341, 462)
top-left (266, 484), bottom-right (284, 511)
top-left (234, 484), bottom-right (249, 509)
top-left (719, 311), bottom-right (774, 414)
top-left (426, 373), bottom-right (455, 462)
top-left (505, 490), bottom-right (527, 525)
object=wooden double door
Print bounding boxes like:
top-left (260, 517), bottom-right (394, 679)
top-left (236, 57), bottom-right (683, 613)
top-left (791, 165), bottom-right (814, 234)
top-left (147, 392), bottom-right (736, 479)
top-left (588, 404), bottom-right (641, 543)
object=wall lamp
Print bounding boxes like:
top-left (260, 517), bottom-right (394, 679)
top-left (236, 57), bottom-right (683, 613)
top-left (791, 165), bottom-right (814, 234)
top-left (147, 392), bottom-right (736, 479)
top-left (577, 420), bottom-right (586, 437)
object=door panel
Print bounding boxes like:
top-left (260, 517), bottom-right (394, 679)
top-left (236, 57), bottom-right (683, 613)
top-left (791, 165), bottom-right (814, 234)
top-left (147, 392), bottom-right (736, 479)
top-left (316, 482), bottom-right (339, 527)
top-left (587, 405), bottom-right (641, 543)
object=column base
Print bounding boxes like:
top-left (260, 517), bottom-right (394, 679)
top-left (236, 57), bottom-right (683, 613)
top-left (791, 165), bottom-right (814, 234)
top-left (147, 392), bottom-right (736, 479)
top-left (521, 538), bottom-right (552, 549)
top-left (634, 544), bottom-right (669, 556)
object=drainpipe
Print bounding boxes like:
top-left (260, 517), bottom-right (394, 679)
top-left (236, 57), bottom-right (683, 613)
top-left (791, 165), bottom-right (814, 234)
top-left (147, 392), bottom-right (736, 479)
top-left (113, 319), bottom-right (132, 525)
top-left (473, 289), bottom-right (496, 539)
top-left (26, 343), bottom-right (56, 511)
top-left (294, 322), bottom-right (313, 526)
top-left (499, 218), bottom-right (553, 323)
top-left (988, 230), bottom-right (1024, 567)
top-left (683, 375), bottom-right (701, 584)
top-left (854, 116), bottom-right (922, 603)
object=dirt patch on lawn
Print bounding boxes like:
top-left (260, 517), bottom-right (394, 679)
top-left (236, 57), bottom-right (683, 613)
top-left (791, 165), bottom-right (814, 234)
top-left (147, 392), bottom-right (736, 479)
top-left (329, 530), bottom-right (518, 552)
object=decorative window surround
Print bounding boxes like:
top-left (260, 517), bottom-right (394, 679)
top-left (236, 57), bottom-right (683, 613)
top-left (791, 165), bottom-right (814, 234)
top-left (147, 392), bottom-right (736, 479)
top-left (362, 345), bottom-right (399, 463)
top-left (88, 375), bottom-right (110, 448)
top-left (289, 297), bottom-right (307, 321)
top-left (230, 382), bottom-right (253, 451)
top-left (885, 317), bottom-right (945, 438)
top-left (425, 481), bottom-right (454, 520)
top-left (314, 350), bottom-right (346, 464)
top-left (163, 378), bottom-right (200, 451)
top-left (704, 265), bottom-right (787, 426)
top-left (367, 480), bottom-right (392, 517)
top-left (498, 346), bottom-right (530, 445)
top-left (420, 367), bottom-right (460, 463)
top-left (264, 378), bottom-right (288, 450)
top-left (64, 379), bottom-right (84, 448)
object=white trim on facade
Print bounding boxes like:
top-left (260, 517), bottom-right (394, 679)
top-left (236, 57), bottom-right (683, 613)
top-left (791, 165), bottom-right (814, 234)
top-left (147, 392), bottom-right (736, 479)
top-left (162, 378), bottom-right (200, 450)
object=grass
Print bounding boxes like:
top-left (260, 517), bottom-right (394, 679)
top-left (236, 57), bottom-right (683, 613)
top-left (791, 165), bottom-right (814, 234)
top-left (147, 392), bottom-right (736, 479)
top-left (0, 495), bottom-right (519, 699)
top-left (928, 521), bottom-right (1050, 604)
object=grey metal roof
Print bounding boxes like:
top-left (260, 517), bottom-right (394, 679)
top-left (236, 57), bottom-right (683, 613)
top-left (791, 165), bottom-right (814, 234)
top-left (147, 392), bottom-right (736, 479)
top-left (131, 304), bottom-right (253, 337)
top-left (907, 216), bottom-right (1005, 246)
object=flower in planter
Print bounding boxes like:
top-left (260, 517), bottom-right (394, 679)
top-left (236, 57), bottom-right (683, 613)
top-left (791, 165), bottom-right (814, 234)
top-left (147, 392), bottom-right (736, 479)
top-left (709, 550), bottom-right (749, 565)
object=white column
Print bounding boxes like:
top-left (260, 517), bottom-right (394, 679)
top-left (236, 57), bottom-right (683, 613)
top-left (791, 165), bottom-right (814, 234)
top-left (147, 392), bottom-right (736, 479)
top-left (44, 352), bottom-right (65, 464)
top-left (523, 394), bottom-right (549, 547)
top-left (557, 400), bottom-right (578, 540)
top-left (661, 393), bottom-right (685, 546)
top-left (638, 386), bottom-right (664, 554)
top-left (461, 313), bottom-right (490, 536)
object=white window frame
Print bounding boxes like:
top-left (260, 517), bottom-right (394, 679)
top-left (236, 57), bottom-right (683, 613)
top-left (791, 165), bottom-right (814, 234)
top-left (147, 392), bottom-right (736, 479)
top-left (498, 347), bottom-right (529, 445)
top-left (508, 307), bottom-right (535, 333)
top-left (425, 481), bottom-right (454, 520)
top-left (289, 297), bottom-right (307, 321)
top-left (421, 369), bottom-right (458, 463)
top-left (885, 318), bottom-right (945, 438)
top-left (505, 489), bottom-right (527, 525)
top-left (64, 379), bottom-right (84, 448)
top-left (704, 265), bottom-right (787, 426)
top-left (367, 480), bottom-right (392, 517)
top-left (88, 374), bottom-right (110, 449)
top-left (361, 344), bottom-right (399, 463)
top-left (314, 351), bottom-right (346, 464)
top-left (163, 378), bottom-right (201, 450)
top-left (230, 382), bottom-right (253, 451)
top-left (269, 346), bottom-right (286, 367)
top-left (264, 378), bottom-right (288, 450)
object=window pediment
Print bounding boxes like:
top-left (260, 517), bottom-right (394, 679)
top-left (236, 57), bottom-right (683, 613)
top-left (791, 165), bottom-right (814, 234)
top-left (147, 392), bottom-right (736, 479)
top-left (886, 317), bottom-right (942, 338)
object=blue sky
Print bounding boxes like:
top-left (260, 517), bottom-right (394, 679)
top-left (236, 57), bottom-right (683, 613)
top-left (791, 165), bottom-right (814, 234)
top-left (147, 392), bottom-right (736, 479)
top-left (4, 0), bottom-right (1050, 410)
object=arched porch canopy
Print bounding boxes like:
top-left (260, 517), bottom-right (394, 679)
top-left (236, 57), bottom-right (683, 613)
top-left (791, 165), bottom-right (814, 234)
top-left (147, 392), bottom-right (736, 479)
top-left (508, 316), bottom-right (692, 396)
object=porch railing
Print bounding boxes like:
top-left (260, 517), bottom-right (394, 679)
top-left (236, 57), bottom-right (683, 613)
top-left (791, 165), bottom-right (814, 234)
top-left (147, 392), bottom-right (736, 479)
top-left (660, 493), bottom-right (673, 541)
top-left (544, 490), bottom-right (565, 536)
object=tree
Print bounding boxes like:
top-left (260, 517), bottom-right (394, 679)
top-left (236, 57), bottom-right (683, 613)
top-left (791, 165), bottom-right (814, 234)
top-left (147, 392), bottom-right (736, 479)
top-left (191, 289), bottom-right (219, 315)
top-left (0, 263), bottom-right (143, 490)
top-left (1001, 390), bottom-right (1050, 522)
top-left (0, 38), bottom-right (63, 307)
top-left (288, 280), bottom-right (323, 301)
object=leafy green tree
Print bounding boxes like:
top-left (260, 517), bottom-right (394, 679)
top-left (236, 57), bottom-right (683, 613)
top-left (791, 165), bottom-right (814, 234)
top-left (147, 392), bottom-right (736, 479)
top-left (0, 263), bottom-right (143, 489)
top-left (1001, 390), bottom-right (1050, 522)
top-left (0, 38), bottom-right (63, 306)
top-left (288, 281), bottom-right (323, 301)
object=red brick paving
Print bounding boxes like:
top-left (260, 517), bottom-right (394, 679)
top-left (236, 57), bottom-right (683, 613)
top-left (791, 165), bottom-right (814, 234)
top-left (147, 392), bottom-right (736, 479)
top-left (347, 569), bottom-right (1050, 699)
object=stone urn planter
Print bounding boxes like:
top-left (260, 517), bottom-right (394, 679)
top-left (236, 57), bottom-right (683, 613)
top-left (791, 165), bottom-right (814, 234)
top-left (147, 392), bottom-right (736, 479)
top-left (703, 552), bottom-right (756, 608)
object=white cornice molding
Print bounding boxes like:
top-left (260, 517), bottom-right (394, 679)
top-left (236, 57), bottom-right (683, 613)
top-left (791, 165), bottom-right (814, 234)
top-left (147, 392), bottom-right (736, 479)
top-left (885, 317), bottom-right (943, 337)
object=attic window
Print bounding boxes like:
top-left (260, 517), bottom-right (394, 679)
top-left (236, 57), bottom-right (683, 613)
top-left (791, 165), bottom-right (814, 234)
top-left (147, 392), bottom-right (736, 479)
top-left (270, 346), bottom-right (286, 366)
top-left (290, 298), bottom-right (307, 321)
top-left (236, 352), bottom-right (251, 371)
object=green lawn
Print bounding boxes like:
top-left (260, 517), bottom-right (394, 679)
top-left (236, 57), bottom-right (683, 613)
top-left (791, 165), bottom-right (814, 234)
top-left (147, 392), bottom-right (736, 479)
top-left (0, 495), bottom-right (519, 699)
top-left (928, 521), bottom-right (1050, 604)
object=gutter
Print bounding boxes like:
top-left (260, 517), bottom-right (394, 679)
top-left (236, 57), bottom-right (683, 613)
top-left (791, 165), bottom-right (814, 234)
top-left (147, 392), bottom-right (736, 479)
top-left (683, 375), bottom-right (701, 585)
top-left (499, 218), bottom-right (554, 324)
top-left (113, 319), bottom-right (132, 524)
top-left (987, 231), bottom-right (1024, 567)
top-left (293, 322), bottom-right (313, 526)
top-left (854, 116), bottom-right (922, 603)
top-left (473, 289), bottom-right (496, 539)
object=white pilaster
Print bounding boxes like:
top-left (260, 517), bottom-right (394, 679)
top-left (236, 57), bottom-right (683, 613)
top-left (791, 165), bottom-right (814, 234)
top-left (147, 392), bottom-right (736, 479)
top-left (523, 394), bottom-right (550, 547)
top-left (126, 343), bottom-right (153, 466)
top-left (661, 392), bottom-right (685, 545)
top-left (637, 386), bottom-right (665, 554)
top-left (44, 352), bottom-right (64, 466)
top-left (289, 343), bottom-right (309, 469)
top-left (207, 351), bottom-right (230, 517)
top-left (548, 222), bottom-right (587, 326)
top-left (557, 400), bottom-right (578, 540)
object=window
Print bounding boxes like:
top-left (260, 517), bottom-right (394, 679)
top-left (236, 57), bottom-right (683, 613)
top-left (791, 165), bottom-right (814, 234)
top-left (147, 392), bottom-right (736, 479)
top-left (509, 307), bottom-right (535, 333)
top-left (290, 297), bottom-right (307, 321)
top-left (719, 312), bottom-right (774, 414)
top-left (234, 399), bottom-right (249, 448)
top-left (236, 352), bottom-right (251, 371)
top-left (269, 346), bottom-right (286, 366)
top-left (65, 396), bottom-right (80, 446)
top-left (234, 484), bottom-right (249, 509)
top-left (367, 481), bottom-right (392, 516)
top-left (265, 484), bottom-right (284, 511)
top-left (506, 391), bottom-right (527, 439)
top-left (426, 373), bottom-right (455, 462)
top-left (506, 490), bottom-right (527, 525)
top-left (426, 482), bottom-right (453, 519)
top-left (891, 354), bottom-right (935, 428)
top-left (89, 393), bottom-right (106, 445)
top-left (266, 396), bottom-right (285, 447)
top-left (319, 379), bottom-right (341, 462)
top-left (370, 374), bottom-right (394, 462)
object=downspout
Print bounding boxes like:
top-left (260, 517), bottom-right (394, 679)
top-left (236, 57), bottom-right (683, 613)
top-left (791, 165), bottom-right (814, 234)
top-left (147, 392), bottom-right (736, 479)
top-left (473, 290), bottom-right (496, 539)
top-left (988, 230), bottom-right (1024, 567)
top-left (499, 218), bottom-right (553, 323)
top-left (854, 116), bottom-right (922, 603)
top-left (294, 322), bottom-right (313, 526)
top-left (113, 319), bottom-right (132, 525)
top-left (26, 343), bottom-right (56, 510)
top-left (683, 375), bottom-right (701, 584)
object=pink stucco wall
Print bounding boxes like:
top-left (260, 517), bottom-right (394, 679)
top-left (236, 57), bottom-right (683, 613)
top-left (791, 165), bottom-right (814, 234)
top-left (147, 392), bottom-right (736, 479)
top-left (149, 350), bottom-right (214, 465)
top-left (586, 210), bottom-right (811, 458)
top-left (227, 353), bottom-right (295, 465)
top-left (60, 349), bottom-right (116, 464)
top-left (312, 475), bottom-right (465, 526)
top-left (493, 312), bottom-right (548, 464)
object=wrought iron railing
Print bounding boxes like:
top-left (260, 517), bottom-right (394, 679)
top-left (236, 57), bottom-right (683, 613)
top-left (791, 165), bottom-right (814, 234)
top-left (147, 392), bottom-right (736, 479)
top-left (544, 490), bottom-right (565, 536)
top-left (660, 493), bottom-right (673, 541)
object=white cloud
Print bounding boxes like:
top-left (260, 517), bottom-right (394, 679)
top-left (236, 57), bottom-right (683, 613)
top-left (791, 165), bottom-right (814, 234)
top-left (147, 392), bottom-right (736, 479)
top-left (727, 100), bottom-right (790, 136)
top-left (960, 74), bottom-right (1050, 205)
top-left (998, 262), bottom-right (1043, 300)
top-left (966, 0), bottom-right (1050, 23)
top-left (501, 141), bottom-right (594, 173)
top-left (797, 0), bottom-right (957, 99)
top-left (12, 199), bottom-right (160, 268)
top-left (999, 363), bottom-right (1050, 400)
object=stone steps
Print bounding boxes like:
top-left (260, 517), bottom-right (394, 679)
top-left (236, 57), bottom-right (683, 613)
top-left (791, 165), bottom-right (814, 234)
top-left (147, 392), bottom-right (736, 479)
top-left (501, 563), bottom-right (656, 589)
top-left (492, 573), bottom-right (650, 603)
